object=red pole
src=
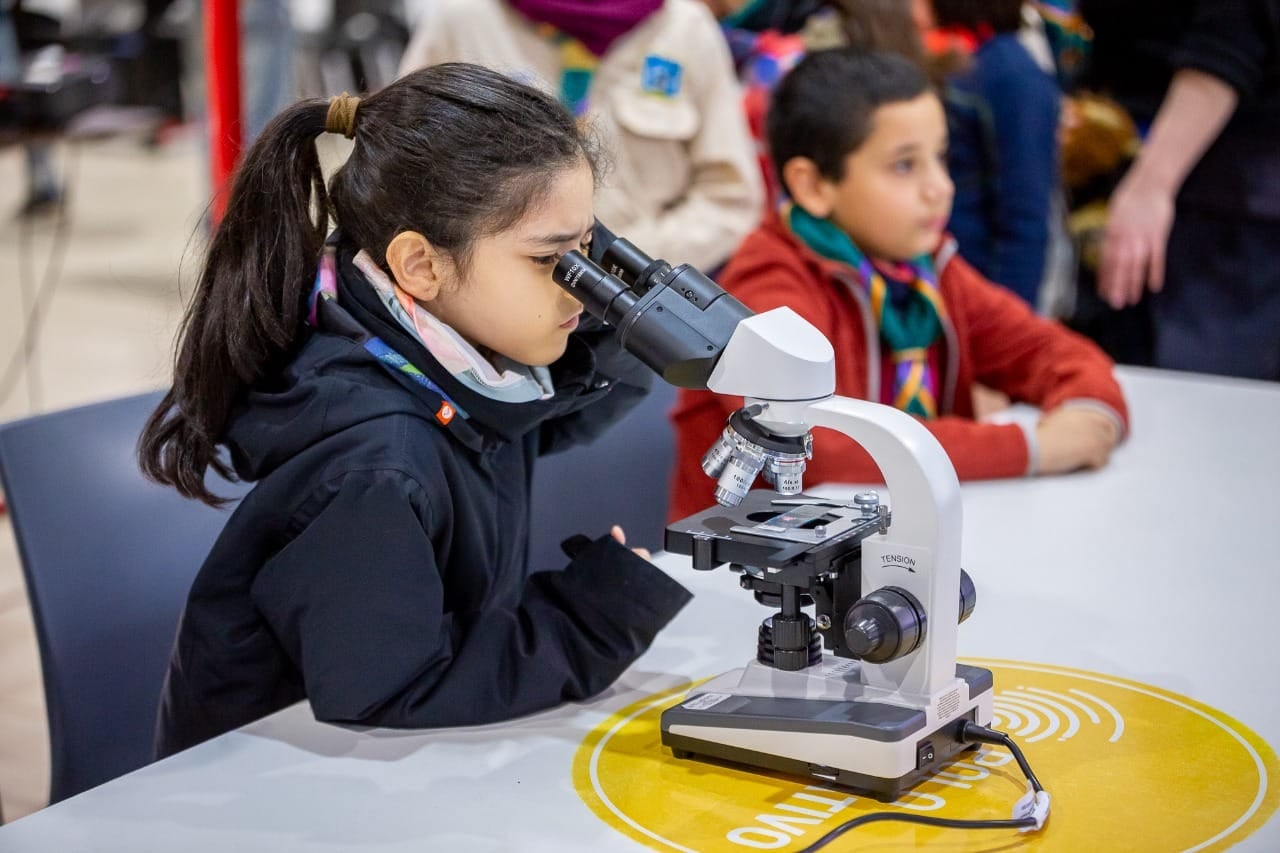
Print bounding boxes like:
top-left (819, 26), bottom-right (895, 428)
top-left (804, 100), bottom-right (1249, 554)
top-left (204, 0), bottom-right (242, 224)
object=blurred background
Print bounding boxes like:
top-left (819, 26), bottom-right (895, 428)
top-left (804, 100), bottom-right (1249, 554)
top-left (1, 0), bottom-right (1274, 821)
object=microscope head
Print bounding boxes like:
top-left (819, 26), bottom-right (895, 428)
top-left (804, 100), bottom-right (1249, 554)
top-left (553, 226), bottom-right (834, 506)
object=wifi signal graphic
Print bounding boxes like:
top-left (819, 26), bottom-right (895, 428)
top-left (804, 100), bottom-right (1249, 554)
top-left (990, 686), bottom-right (1126, 744)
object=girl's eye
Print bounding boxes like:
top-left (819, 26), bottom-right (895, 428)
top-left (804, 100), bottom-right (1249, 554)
top-left (893, 159), bottom-right (916, 175)
top-left (532, 240), bottom-right (592, 268)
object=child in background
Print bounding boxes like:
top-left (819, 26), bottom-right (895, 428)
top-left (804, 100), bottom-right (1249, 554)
top-left (140, 64), bottom-right (691, 757)
top-left (932, 0), bottom-right (1061, 307)
top-left (399, 0), bottom-right (761, 274)
top-left (707, 0), bottom-right (940, 209)
top-left (669, 49), bottom-right (1127, 519)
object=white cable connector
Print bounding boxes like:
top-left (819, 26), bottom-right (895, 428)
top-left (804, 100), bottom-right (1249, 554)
top-left (1013, 787), bottom-right (1051, 832)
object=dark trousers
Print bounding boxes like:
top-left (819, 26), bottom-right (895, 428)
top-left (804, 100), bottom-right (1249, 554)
top-left (1155, 208), bottom-right (1280, 381)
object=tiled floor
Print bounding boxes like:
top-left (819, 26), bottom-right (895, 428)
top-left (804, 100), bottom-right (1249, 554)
top-left (0, 133), bottom-right (205, 820)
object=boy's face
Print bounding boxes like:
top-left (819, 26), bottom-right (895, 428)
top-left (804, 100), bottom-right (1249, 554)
top-left (813, 92), bottom-right (954, 261)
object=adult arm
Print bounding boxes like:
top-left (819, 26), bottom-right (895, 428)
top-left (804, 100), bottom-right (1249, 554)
top-left (1097, 69), bottom-right (1237, 307)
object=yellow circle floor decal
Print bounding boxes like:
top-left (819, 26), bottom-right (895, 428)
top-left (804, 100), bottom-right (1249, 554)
top-left (573, 660), bottom-right (1279, 851)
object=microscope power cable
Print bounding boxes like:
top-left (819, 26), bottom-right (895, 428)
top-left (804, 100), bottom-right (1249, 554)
top-left (795, 721), bottom-right (1051, 852)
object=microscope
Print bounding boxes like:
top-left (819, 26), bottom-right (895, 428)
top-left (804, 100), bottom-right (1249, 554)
top-left (553, 227), bottom-right (994, 802)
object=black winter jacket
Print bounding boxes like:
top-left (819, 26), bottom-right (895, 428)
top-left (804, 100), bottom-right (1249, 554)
top-left (155, 243), bottom-right (692, 758)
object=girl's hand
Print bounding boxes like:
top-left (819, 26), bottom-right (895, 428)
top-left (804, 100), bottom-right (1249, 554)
top-left (611, 525), bottom-right (652, 561)
top-left (1034, 408), bottom-right (1121, 475)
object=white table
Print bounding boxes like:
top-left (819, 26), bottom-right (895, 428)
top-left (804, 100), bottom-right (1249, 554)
top-left (2, 367), bottom-right (1278, 851)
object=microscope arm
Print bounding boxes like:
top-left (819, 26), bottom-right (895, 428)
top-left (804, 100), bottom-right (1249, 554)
top-left (802, 397), bottom-right (963, 699)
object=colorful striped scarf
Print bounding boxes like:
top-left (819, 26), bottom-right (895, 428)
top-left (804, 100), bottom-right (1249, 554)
top-left (537, 25), bottom-right (599, 116)
top-left (782, 203), bottom-right (947, 418)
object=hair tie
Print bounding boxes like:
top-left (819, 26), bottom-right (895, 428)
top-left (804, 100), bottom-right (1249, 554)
top-left (325, 93), bottom-right (361, 139)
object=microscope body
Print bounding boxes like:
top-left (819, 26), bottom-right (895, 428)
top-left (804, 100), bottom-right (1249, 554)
top-left (553, 230), bottom-right (993, 800)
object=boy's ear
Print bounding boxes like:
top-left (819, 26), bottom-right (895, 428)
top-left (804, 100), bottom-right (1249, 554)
top-left (385, 231), bottom-right (448, 302)
top-left (782, 157), bottom-right (836, 219)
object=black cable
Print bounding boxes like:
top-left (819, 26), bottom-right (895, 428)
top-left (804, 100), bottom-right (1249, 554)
top-left (795, 721), bottom-right (1047, 852)
top-left (0, 138), bottom-right (78, 410)
top-left (957, 720), bottom-right (1044, 793)
top-left (797, 813), bottom-right (1037, 852)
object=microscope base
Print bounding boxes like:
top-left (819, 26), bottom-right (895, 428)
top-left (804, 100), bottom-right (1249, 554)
top-left (660, 663), bottom-right (994, 802)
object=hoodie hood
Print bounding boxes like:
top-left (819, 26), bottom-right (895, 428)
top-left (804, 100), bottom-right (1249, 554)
top-left (224, 241), bottom-right (612, 481)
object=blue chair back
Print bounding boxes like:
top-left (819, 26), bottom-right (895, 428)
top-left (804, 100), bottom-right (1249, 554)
top-left (528, 382), bottom-right (677, 570)
top-left (0, 392), bottom-right (245, 803)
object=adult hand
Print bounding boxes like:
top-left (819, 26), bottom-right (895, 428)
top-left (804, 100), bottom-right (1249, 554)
top-left (1034, 407), bottom-right (1120, 475)
top-left (1096, 68), bottom-right (1239, 311)
top-left (611, 525), bottom-right (651, 561)
top-left (1097, 172), bottom-right (1175, 309)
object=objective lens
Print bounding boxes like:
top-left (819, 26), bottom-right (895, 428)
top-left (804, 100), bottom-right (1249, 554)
top-left (714, 444), bottom-right (767, 507)
top-left (701, 431), bottom-right (736, 479)
top-left (766, 456), bottom-right (806, 495)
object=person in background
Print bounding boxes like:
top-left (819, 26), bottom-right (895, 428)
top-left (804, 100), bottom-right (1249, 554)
top-left (703, 0), bottom-right (819, 206)
top-left (140, 63), bottom-right (691, 757)
top-left (241, 0), bottom-right (298, 143)
top-left (931, 0), bottom-right (1061, 307)
top-left (1085, 0), bottom-right (1280, 381)
top-left (398, 0), bottom-right (762, 273)
top-left (0, 0), bottom-right (61, 217)
top-left (707, 0), bottom-right (938, 208)
top-left (669, 49), bottom-right (1127, 519)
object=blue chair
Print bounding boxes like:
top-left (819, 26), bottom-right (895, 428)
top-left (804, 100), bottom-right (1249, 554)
top-left (0, 392), bottom-right (245, 804)
top-left (0, 382), bottom-right (676, 803)
top-left (528, 382), bottom-right (678, 570)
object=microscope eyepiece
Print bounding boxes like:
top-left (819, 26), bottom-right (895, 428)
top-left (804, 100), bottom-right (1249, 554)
top-left (601, 239), bottom-right (670, 294)
top-left (553, 250), bottom-right (638, 327)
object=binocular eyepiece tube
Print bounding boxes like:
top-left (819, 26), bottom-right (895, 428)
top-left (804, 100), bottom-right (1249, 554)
top-left (550, 226), bottom-right (813, 508)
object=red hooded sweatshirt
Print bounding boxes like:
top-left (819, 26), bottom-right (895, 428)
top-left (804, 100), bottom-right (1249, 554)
top-left (669, 211), bottom-right (1129, 520)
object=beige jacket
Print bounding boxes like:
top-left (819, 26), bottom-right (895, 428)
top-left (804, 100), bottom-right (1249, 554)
top-left (399, 0), bottom-right (763, 271)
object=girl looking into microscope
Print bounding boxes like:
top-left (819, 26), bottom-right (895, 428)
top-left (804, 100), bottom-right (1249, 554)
top-left (140, 63), bottom-right (692, 757)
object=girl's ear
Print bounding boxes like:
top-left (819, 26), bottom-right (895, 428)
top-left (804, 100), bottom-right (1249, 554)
top-left (385, 231), bottom-right (448, 301)
top-left (782, 156), bottom-right (836, 219)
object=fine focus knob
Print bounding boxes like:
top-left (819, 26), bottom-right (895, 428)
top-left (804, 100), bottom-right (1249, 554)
top-left (845, 618), bottom-right (884, 657)
top-left (959, 568), bottom-right (977, 624)
top-left (842, 587), bottom-right (926, 664)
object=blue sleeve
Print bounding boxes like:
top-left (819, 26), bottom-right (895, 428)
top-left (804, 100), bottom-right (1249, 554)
top-left (250, 470), bottom-right (690, 728)
top-left (978, 49), bottom-right (1060, 305)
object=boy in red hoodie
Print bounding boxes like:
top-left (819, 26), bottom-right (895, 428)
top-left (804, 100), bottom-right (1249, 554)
top-left (670, 48), bottom-right (1128, 520)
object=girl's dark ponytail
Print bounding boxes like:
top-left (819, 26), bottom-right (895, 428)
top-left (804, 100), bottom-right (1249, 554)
top-left (141, 64), bottom-right (598, 506)
top-left (139, 99), bottom-right (332, 505)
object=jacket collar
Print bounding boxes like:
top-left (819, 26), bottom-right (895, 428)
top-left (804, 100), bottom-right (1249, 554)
top-left (756, 209), bottom-right (962, 413)
top-left (329, 242), bottom-right (604, 451)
